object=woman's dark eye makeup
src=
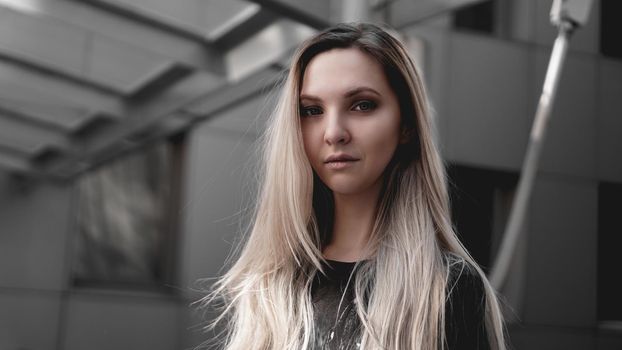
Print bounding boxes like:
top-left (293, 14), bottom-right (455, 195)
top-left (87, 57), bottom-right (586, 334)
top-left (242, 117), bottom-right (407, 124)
top-left (352, 100), bottom-right (377, 111)
top-left (299, 99), bottom-right (377, 117)
top-left (300, 106), bottom-right (322, 117)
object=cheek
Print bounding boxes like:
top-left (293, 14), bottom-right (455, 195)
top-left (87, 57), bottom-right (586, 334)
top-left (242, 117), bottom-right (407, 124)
top-left (364, 120), bottom-right (401, 170)
top-left (369, 135), bottom-right (399, 168)
top-left (301, 125), bottom-right (320, 165)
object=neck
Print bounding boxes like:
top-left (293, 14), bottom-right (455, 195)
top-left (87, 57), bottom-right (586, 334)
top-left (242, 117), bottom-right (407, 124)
top-left (323, 179), bottom-right (382, 262)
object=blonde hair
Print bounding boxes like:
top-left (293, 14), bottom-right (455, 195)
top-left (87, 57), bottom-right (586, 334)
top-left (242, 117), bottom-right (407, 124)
top-left (200, 23), bottom-right (508, 350)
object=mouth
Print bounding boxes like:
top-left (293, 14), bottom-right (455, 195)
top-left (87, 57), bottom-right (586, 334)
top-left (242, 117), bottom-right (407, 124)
top-left (324, 158), bottom-right (359, 170)
top-left (324, 154), bottom-right (360, 170)
top-left (324, 154), bottom-right (360, 164)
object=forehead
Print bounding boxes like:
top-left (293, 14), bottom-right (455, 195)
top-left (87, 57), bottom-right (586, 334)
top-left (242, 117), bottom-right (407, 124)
top-left (300, 47), bottom-right (391, 97)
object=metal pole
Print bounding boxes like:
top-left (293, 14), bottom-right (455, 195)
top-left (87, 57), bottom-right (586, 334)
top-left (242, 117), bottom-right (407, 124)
top-left (489, 23), bottom-right (572, 289)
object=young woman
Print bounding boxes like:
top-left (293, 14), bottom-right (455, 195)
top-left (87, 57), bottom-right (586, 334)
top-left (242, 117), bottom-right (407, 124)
top-left (202, 23), bottom-right (508, 350)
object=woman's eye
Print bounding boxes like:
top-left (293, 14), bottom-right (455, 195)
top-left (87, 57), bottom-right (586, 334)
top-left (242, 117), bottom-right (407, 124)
top-left (353, 100), bottom-right (377, 112)
top-left (300, 106), bottom-right (322, 117)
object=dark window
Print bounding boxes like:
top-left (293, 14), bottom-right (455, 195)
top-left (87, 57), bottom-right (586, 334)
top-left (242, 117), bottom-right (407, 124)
top-left (453, 0), bottom-right (496, 34)
top-left (447, 164), bottom-right (518, 273)
top-left (601, 0), bottom-right (622, 59)
top-left (598, 181), bottom-right (622, 321)
top-left (72, 135), bottom-right (186, 292)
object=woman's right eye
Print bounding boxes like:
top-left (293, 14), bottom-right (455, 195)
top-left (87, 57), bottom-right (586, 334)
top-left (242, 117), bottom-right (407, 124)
top-left (300, 106), bottom-right (322, 117)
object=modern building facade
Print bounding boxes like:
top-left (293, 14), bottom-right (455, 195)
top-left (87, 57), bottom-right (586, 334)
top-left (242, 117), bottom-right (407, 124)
top-left (0, 1), bottom-right (620, 349)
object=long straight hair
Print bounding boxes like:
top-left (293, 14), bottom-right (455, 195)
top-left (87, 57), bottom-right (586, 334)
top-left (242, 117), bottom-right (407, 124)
top-left (201, 23), bottom-right (507, 350)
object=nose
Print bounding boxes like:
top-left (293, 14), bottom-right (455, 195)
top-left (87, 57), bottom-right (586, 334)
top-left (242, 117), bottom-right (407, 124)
top-left (324, 110), bottom-right (350, 145)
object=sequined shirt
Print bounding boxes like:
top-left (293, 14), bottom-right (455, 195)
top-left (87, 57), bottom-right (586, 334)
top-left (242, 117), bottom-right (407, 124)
top-left (310, 259), bottom-right (490, 350)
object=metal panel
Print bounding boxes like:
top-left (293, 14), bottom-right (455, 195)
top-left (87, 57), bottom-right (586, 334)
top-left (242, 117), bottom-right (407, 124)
top-left (0, 0), bottom-right (330, 178)
top-left (37, 67), bottom-right (281, 178)
top-left (0, 6), bottom-right (186, 94)
top-left (225, 19), bottom-right (315, 81)
top-left (389, 0), bottom-right (488, 28)
top-left (0, 102), bottom-right (91, 132)
top-left (0, 148), bottom-right (31, 173)
top-left (0, 293), bottom-right (61, 349)
top-left (534, 50), bottom-right (597, 179)
top-left (0, 6), bottom-right (87, 75)
top-left (78, 0), bottom-right (255, 39)
top-left (86, 35), bottom-right (182, 93)
top-left (183, 67), bottom-right (281, 118)
top-left (524, 178), bottom-right (597, 327)
top-left (47, 71), bottom-right (224, 178)
top-left (446, 32), bottom-right (531, 171)
top-left (0, 0), bottom-right (224, 73)
top-left (211, 7), bottom-right (279, 51)
top-left (0, 113), bottom-right (70, 156)
top-left (91, 0), bottom-right (279, 41)
top-left (597, 58), bottom-right (622, 183)
top-left (64, 296), bottom-right (178, 350)
top-left (0, 60), bottom-right (125, 125)
top-left (247, 0), bottom-right (332, 29)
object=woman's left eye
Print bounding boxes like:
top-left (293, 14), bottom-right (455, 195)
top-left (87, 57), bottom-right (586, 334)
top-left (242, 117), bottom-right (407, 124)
top-left (353, 100), bottom-right (377, 112)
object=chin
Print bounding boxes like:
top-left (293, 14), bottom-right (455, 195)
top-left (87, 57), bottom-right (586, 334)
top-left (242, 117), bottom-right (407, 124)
top-left (323, 179), bottom-right (367, 196)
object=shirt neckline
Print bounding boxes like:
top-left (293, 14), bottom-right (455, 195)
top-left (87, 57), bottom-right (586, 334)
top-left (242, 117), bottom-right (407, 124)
top-left (324, 259), bottom-right (358, 264)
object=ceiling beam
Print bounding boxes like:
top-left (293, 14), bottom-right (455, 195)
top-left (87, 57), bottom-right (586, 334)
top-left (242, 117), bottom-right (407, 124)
top-left (0, 148), bottom-right (32, 174)
top-left (0, 46), bottom-right (124, 97)
top-left (126, 62), bottom-right (194, 99)
top-left (183, 66), bottom-right (282, 118)
top-left (43, 64), bottom-right (282, 179)
top-left (2, 64), bottom-right (281, 179)
top-left (212, 8), bottom-right (280, 51)
top-left (0, 60), bottom-right (125, 124)
top-left (0, 6), bottom-right (203, 95)
top-left (0, 104), bottom-right (82, 132)
top-left (72, 0), bottom-right (208, 42)
top-left (247, 0), bottom-right (333, 30)
top-left (45, 71), bottom-right (224, 179)
top-left (224, 19), bottom-right (315, 81)
top-left (0, 112), bottom-right (71, 154)
top-left (389, 0), bottom-right (489, 29)
top-left (0, 1), bottom-right (225, 74)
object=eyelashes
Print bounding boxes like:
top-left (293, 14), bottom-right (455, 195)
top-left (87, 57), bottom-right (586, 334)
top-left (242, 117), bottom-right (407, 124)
top-left (353, 100), bottom-right (376, 112)
top-left (299, 100), bottom-right (378, 117)
top-left (300, 106), bottom-right (322, 117)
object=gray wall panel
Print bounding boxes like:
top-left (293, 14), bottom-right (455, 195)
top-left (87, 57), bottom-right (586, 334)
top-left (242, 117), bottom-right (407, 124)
top-left (446, 32), bottom-right (531, 171)
top-left (0, 291), bottom-right (61, 350)
top-left (178, 108), bottom-right (263, 300)
top-left (509, 324), bottom-right (595, 350)
top-left (402, 26), bottom-right (452, 157)
top-left (597, 58), bottom-right (622, 183)
top-left (63, 294), bottom-right (179, 350)
top-left (0, 174), bottom-right (73, 290)
top-left (523, 176), bottom-right (597, 327)
top-left (535, 51), bottom-right (597, 179)
top-left (597, 333), bottom-right (622, 350)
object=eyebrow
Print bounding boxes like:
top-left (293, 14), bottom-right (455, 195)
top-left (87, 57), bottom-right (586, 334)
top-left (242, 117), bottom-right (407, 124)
top-left (300, 86), bottom-right (381, 102)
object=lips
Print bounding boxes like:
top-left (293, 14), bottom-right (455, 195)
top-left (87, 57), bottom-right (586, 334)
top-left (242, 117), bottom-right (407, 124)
top-left (324, 153), bottom-right (360, 163)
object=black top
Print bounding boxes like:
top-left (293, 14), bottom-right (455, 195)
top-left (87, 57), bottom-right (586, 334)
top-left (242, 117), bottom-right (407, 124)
top-left (310, 259), bottom-right (490, 349)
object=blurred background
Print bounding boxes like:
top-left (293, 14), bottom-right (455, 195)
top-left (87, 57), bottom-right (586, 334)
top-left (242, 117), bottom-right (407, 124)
top-left (0, 0), bottom-right (620, 349)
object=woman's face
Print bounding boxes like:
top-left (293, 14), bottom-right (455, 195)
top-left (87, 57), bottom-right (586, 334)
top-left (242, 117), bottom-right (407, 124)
top-left (300, 47), bottom-right (402, 196)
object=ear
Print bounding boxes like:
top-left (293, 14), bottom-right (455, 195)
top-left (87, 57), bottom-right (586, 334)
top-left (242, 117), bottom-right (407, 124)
top-left (399, 128), bottom-right (413, 144)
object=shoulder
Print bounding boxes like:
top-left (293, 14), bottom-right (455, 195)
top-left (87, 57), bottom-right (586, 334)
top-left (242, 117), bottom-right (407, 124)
top-left (446, 257), bottom-right (486, 304)
top-left (444, 254), bottom-right (490, 349)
